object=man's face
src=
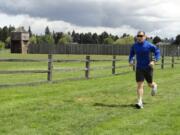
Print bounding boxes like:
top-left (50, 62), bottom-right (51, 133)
top-left (137, 32), bottom-right (146, 43)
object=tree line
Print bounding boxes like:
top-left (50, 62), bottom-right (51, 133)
top-left (0, 25), bottom-right (180, 50)
top-left (27, 26), bottom-right (180, 46)
top-left (29, 26), bottom-right (135, 46)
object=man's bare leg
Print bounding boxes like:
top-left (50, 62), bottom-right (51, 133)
top-left (136, 81), bottom-right (144, 108)
top-left (148, 82), bottom-right (158, 96)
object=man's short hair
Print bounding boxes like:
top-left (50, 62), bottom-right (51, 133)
top-left (137, 31), bottom-right (146, 35)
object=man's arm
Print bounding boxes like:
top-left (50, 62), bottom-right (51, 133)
top-left (150, 44), bottom-right (161, 62)
top-left (129, 45), bottom-right (135, 66)
top-left (149, 44), bottom-right (161, 67)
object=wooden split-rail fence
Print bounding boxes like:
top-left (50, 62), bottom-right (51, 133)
top-left (0, 54), bottom-right (180, 86)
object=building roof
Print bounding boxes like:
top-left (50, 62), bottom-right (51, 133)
top-left (12, 27), bottom-right (28, 33)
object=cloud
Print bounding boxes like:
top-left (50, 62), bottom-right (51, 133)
top-left (0, 0), bottom-right (180, 37)
top-left (19, 13), bottom-right (138, 36)
top-left (0, 12), bottom-right (137, 36)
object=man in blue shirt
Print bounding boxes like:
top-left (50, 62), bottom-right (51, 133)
top-left (129, 31), bottom-right (160, 109)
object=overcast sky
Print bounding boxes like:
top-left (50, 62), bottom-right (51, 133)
top-left (0, 0), bottom-right (180, 38)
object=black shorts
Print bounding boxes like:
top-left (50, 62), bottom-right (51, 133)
top-left (136, 67), bottom-right (153, 83)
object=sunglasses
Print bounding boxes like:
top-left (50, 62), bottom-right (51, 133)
top-left (137, 35), bottom-right (144, 37)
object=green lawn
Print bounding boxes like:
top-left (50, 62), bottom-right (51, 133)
top-left (0, 50), bottom-right (180, 135)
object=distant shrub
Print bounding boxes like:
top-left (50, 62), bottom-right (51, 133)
top-left (58, 34), bottom-right (72, 45)
top-left (0, 41), bottom-right (5, 50)
top-left (29, 35), bottom-right (37, 44)
top-left (103, 37), bottom-right (114, 44)
top-left (37, 35), bottom-right (54, 45)
top-left (5, 37), bottom-right (11, 48)
top-left (114, 36), bottom-right (135, 45)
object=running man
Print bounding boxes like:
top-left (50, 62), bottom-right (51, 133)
top-left (129, 31), bottom-right (161, 109)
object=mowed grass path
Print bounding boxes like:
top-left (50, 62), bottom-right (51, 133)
top-left (0, 51), bottom-right (180, 135)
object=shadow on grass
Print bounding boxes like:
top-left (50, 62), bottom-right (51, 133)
top-left (93, 102), bottom-right (148, 109)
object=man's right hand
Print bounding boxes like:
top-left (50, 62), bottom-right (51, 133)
top-left (129, 61), bottom-right (134, 67)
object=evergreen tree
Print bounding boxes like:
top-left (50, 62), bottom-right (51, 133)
top-left (153, 36), bottom-right (161, 44)
top-left (99, 32), bottom-right (109, 44)
top-left (45, 26), bottom-right (51, 35)
top-left (92, 33), bottom-right (99, 44)
top-left (2, 26), bottom-right (9, 42)
top-left (28, 26), bottom-right (32, 37)
top-left (175, 35), bottom-right (180, 45)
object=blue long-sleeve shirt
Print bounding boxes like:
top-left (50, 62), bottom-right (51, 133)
top-left (129, 40), bottom-right (161, 69)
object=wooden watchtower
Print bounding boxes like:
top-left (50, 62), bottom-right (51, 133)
top-left (11, 27), bottom-right (30, 53)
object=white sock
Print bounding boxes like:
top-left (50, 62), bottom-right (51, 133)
top-left (138, 98), bottom-right (142, 104)
top-left (153, 83), bottom-right (157, 88)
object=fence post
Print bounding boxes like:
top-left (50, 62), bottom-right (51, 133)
top-left (112, 55), bottom-right (116, 75)
top-left (48, 54), bottom-right (53, 81)
top-left (172, 55), bottom-right (174, 68)
top-left (178, 46), bottom-right (180, 60)
top-left (133, 59), bottom-right (136, 71)
top-left (85, 56), bottom-right (90, 79)
top-left (161, 55), bottom-right (164, 69)
top-left (161, 45), bottom-right (165, 69)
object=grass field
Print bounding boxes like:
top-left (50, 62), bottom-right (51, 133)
top-left (0, 50), bottom-right (180, 135)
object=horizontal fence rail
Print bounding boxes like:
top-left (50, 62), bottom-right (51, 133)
top-left (0, 59), bottom-right (47, 62)
top-left (0, 70), bottom-right (48, 74)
